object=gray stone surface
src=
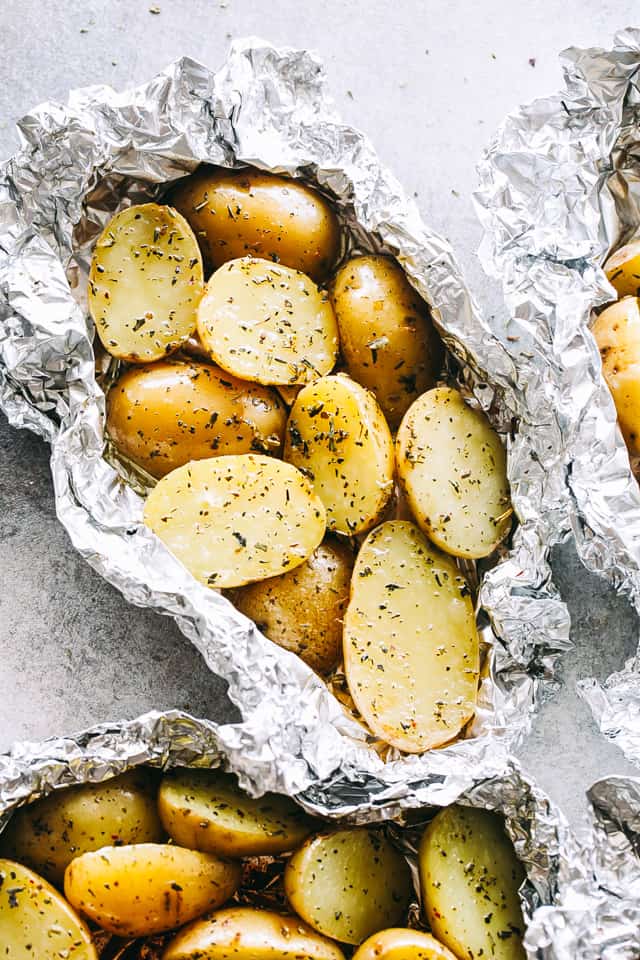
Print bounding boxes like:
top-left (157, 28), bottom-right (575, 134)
top-left (1, 0), bottom-right (639, 828)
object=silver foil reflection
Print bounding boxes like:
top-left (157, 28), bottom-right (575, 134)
top-left (475, 30), bottom-right (640, 767)
top-left (0, 41), bottom-right (569, 804)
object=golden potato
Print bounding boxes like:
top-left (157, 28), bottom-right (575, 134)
top-left (331, 255), bottom-right (443, 428)
top-left (170, 166), bottom-right (340, 282)
top-left (592, 297), bottom-right (640, 457)
top-left (106, 359), bottom-right (286, 479)
top-left (396, 387), bottom-right (511, 559)
top-left (0, 858), bottom-right (97, 959)
top-left (89, 203), bottom-right (203, 362)
top-left (163, 907), bottom-right (346, 960)
top-left (158, 768), bottom-right (315, 857)
top-left (352, 929), bottom-right (457, 960)
top-left (197, 257), bottom-right (339, 386)
top-left (284, 828), bottom-right (413, 945)
top-left (143, 455), bottom-right (326, 589)
top-left (284, 374), bottom-right (394, 535)
top-left (0, 769), bottom-right (163, 887)
top-left (604, 238), bottom-right (640, 298)
top-left (344, 521), bottom-right (478, 753)
top-left (419, 806), bottom-right (526, 960)
top-left (64, 842), bottom-right (240, 937)
top-left (277, 383), bottom-right (303, 406)
top-left (232, 539), bottom-right (353, 674)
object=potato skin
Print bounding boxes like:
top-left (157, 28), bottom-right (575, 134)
top-left (170, 166), bottom-right (340, 282)
top-left (352, 929), bottom-right (458, 960)
top-left (106, 359), bottom-right (286, 479)
top-left (604, 239), bottom-right (640, 298)
top-left (592, 297), bottom-right (640, 457)
top-left (0, 769), bottom-right (163, 887)
top-left (331, 256), bottom-right (443, 428)
top-left (232, 539), bottom-right (353, 674)
top-left (64, 842), bottom-right (240, 937)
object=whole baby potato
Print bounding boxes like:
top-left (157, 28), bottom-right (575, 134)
top-left (64, 842), bottom-right (240, 937)
top-left (106, 359), bottom-right (286, 479)
top-left (170, 166), bottom-right (341, 281)
top-left (232, 539), bottom-right (353, 674)
top-left (331, 255), bottom-right (443, 428)
top-left (604, 239), bottom-right (640, 298)
top-left (0, 769), bottom-right (163, 887)
top-left (592, 297), bottom-right (640, 458)
top-left (352, 929), bottom-right (457, 960)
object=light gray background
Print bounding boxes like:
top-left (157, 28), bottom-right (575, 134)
top-left (1, 0), bottom-right (639, 828)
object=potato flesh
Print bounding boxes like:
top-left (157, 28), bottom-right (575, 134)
top-left (396, 387), bottom-right (511, 559)
top-left (158, 768), bottom-right (315, 857)
top-left (0, 769), bottom-right (163, 887)
top-left (344, 521), bottom-right (479, 753)
top-left (163, 906), bottom-right (346, 960)
top-left (106, 360), bottom-right (286, 479)
top-left (352, 928), bottom-right (458, 960)
top-left (604, 239), bottom-right (640, 298)
top-left (143, 454), bottom-right (326, 589)
top-left (284, 374), bottom-right (394, 536)
top-left (592, 297), bottom-right (640, 457)
top-left (0, 858), bottom-right (97, 959)
top-left (419, 806), bottom-right (526, 960)
top-left (331, 255), bottom-right (442, 428)
top-left (64, 842), bottom-right (240, 937)
top-left (170, 166), bottom-right (340, 282)
top-left (232, 539), bottom-right (353, 675)
top-left (284, 828), bottom-right (413, 945)
top-left (197, 257), bottom-right (339, 385)
top-left (89, 203), bottom-right (203, 362)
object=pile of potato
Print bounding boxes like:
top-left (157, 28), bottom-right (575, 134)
top-left (91, 166), bottom-right (512, 754)
top-left (0, 765), bottom-right (526, 959)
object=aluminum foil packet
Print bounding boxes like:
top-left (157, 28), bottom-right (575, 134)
top-left (475, 28), bottom-right (640, 766)
top-left (0, 39), bottom-right (569, 806)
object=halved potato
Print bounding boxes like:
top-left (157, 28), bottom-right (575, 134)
top-left (106, 360), bottom-right (286, 479)
top-left (396, 387), bottom-right (511, 559)
top-left (64, 842), bottom-right (240, 937)
top-left (197, 257), bottom-right (339, 386)
top-left (284, 374), bottom-right (394, 535)
top-left (419, 806), bottom-right (526, 960)
top-left (352, 929), bottom-right (457, 960)
top-left (604, 238), bottom-right (640, 298)
top-left (232, 539), bottom-right (353, 675)
top-left (0, 769), bottom-right (163, 887)
top-left (592, 297), bottom-right (640, 457)
top-left (284, 828), bottom-right (412, 945)
top-left (0, 858), bottom-right (97, 959)
top-left (144, 455), bottom-right (326, 588)
top-left (158, 768), bottom-right (315, 857)
top-left (170, 166), bottom-right (341, 282)
top-left (163, 907), bottom-right (346, 960)
top-left (89, 203), bottom-right (204, 362)
top-left (344, 521), bottom-right (479, 753)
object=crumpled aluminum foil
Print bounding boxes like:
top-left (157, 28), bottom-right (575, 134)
top-left (475, 29), bottom-right (640, 767)
top-left (0, 39), bottom-right (570, 806)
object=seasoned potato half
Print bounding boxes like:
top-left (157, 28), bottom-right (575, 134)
top-left (143, 455), bottom-right (326, 589)
top-left (0, 769), bottom-right (163, 887)
top-left (284, 828), bottom-right (412, 945)
top-left (396, 387), bottom-right (511, 558)
top-left (353, 929), bottom-right (457, 960)
top-left (197, 257), bottom-right (339, 386)
top-left (163, 907), bottom-right (346, 960)
top-left (604, 239), bottom-right (640, 298)
top-left (89, 203), bottom-right (204, 362)
top-left (232, 539), bottom-right (354, 675)
top-left (0, 858), bottom-right (97, 959)
top-left (344, 521), bottom-right (479, 753)
top-left (284, 374), bottom-right (394, 535)
top-left (420, 806), bottom-right (526, 960)
top-left (331, 255), bottom-right (443, 428)
top-left (64, 842), bottom-right (240, 937)
top-left (170, 166), bottom-right (340, 281)
top-left (158, 768), bottom-right (315, 857)
top-left (106, 360), bottom-right (286, 479)
top-left (592, 297), bottom-right (640, 457)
